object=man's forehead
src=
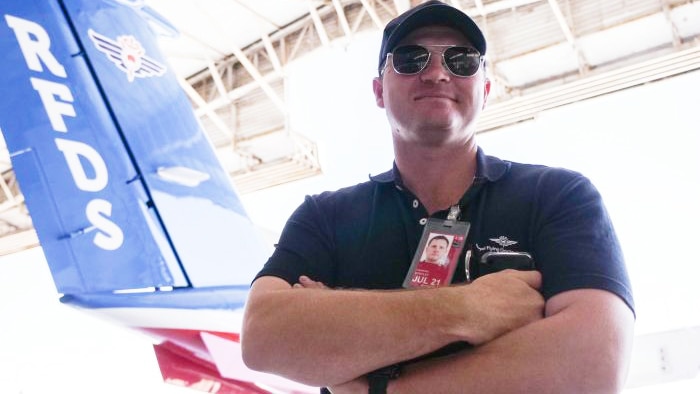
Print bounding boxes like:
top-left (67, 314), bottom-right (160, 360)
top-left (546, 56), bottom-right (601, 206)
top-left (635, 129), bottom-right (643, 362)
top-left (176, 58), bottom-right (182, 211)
top-left (397, 25), bottom-right (474, 46)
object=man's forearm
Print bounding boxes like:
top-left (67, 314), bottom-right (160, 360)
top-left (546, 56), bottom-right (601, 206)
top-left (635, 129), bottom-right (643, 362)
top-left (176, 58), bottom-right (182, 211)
top-left (389, 289), bottom-right (635, 394)
top-left (241, 281), bottom-right (465, 386)
top-left (241, 272), bottom-right (543, 387)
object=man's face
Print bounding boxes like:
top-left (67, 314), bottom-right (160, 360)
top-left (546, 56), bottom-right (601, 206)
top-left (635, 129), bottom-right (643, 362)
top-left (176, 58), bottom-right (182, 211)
top-left (373, 26), bottom-right (490, 147)
top-left (425, 238), bottom-right (449, 263)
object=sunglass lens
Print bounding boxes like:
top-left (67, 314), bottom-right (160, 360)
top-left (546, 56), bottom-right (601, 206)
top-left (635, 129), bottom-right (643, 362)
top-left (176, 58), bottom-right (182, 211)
top-left (392, 45), bottom-right (429, 74)
top-left (444, 47), bottom-right (481, 77)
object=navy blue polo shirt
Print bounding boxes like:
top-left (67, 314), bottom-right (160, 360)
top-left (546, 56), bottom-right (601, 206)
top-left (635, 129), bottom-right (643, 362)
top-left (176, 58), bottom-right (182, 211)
top-left (255, 148), bottom-right (634, 314)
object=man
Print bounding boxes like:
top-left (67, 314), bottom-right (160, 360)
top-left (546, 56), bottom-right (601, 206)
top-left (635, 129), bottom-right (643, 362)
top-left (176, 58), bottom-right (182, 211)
top-left (411, 235), bottom-right (451, 287)
top-left (242, 1), bottom-right (635, 393)
top-left (422, 236), bottom-right (449, 266)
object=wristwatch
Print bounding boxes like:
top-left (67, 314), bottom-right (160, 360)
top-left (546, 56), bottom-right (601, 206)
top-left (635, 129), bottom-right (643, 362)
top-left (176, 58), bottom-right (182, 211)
top-left (367, 364), bottom-right (402, 394)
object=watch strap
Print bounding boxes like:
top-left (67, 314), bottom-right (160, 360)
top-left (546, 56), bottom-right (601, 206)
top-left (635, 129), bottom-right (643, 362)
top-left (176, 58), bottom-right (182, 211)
top-left (366, 364), bottom-right (401, 394)
top-left (368, 374), bottom-right (389, 394)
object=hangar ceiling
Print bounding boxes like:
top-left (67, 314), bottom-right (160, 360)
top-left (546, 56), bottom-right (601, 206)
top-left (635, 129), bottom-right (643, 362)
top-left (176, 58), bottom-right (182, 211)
top-left (1, 0), bottom-right (699, 253)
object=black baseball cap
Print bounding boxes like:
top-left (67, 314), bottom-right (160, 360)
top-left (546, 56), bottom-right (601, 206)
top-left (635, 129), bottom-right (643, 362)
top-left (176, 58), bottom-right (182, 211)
top-left (378, 0), bottom-right (486, 75)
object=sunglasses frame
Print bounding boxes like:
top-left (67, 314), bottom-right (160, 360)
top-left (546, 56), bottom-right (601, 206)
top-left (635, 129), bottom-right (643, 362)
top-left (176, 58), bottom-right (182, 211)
top-left (383, 44), bottom-right (484, 78)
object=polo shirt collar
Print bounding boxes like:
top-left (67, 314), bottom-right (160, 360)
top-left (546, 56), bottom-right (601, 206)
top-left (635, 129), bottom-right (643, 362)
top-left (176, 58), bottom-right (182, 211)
top-left (369, 147), bottom-right (510, 185)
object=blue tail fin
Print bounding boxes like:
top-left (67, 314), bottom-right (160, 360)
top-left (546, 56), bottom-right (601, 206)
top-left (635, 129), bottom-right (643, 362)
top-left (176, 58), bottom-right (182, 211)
top-left (1, 0), bottom-right (268, 295)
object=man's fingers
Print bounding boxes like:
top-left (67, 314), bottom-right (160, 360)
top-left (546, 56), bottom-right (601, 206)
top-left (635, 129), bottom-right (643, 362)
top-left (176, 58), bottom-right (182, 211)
top-left (296, 275), bottom-right (328, 289)
top-left (504, 269), bottom-right (542, 290)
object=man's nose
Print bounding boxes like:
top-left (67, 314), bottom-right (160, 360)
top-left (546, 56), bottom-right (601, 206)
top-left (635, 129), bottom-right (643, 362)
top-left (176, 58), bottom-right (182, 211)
top-left (420, 55), bottom-right (451, 83)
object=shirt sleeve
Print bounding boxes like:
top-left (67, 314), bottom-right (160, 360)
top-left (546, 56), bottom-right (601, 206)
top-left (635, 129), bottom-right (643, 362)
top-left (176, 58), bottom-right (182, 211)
top-left (252, 195), bottom-right (336, 286)
top-left (533, 170), bottom-right (635, 315)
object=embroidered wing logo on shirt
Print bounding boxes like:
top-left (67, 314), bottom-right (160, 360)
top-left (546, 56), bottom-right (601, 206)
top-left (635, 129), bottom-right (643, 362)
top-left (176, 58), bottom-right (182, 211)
top-left (489, 236), bottom-right (518, 249)
top-left (88, 29), bottom-right (166, 82)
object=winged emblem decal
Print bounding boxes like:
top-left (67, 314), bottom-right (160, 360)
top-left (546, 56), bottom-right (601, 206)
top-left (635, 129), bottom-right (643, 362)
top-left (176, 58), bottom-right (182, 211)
top-left (489, 236), bottom-right (518, 248)
top-left (87, 29), bottom-right (166, 82)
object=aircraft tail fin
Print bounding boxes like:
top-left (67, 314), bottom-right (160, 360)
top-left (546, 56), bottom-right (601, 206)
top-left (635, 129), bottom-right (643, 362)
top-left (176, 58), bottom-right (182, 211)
top-left (1, 0), bottom-right (268, 295)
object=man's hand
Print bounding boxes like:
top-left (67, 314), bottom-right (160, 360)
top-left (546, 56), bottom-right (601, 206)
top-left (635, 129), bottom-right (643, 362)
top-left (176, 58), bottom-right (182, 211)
top-left (455, 269), bottom-right (544, 345)
top-left (386, 289), bottom-right (634, 394)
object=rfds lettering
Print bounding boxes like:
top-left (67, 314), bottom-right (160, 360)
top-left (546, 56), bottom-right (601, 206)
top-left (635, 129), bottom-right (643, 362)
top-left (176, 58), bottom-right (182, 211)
top-left (5, 14), bottom-right (124, 251)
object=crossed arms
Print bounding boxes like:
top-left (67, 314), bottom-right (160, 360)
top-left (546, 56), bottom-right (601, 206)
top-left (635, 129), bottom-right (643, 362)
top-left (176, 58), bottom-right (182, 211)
top-left (241, 271), bottom-right (634, 393)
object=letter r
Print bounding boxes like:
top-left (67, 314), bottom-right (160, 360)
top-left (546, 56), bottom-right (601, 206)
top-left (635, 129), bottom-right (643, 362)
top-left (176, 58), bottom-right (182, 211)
top-left (5, 15), bottom-right (67, 78)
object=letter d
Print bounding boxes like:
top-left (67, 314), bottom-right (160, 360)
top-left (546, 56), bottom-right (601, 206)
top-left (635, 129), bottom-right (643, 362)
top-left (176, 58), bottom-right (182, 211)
top-left (55, 138), bottom-right (108, 192)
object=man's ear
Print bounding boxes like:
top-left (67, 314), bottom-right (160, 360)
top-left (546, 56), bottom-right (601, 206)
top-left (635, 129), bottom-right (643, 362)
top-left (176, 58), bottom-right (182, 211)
top-left (482, 77), bottom-right (491, 110)
top-left (372, 77), bottom-right (385, 108)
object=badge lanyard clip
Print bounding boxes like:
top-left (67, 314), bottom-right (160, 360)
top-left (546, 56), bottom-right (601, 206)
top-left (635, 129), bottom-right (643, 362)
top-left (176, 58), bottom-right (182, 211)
top-left (447, 204), bottom-right (460, 221)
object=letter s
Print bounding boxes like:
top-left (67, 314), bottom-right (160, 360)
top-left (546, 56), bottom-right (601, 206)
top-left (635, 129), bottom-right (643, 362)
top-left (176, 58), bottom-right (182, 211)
top-left (86, 199), bottom-right (124, 251)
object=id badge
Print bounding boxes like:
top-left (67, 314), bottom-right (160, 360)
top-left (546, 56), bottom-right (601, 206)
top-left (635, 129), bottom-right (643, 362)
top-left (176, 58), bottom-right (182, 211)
top-left (403, 213), bottom-right (470, 289)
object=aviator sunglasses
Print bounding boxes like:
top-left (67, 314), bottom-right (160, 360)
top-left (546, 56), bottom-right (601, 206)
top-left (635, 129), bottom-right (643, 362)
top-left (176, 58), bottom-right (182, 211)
top-left (383, 44), bottom-right (483, 77)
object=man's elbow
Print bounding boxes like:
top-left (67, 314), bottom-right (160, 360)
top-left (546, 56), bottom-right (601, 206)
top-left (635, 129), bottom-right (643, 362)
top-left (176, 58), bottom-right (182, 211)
top-left (578, 331), bottom-right (634, 393)
top-left (241, 318), bottom-right (330, 387)
top-left (588, 353), bottom-right (632, 394)
top-left (577, 371), bottom-right (627, 394)
top-left (240, 336), bottom-right (260, 371)
top-left (240, 315), bottom-right (270, 372)
top-left (546, 289), bottom-right (635, 393)
top-left (240, 277), bottom-right (293, 372)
